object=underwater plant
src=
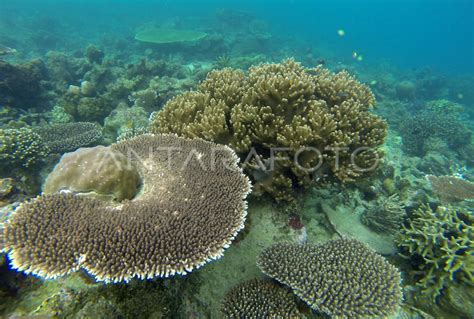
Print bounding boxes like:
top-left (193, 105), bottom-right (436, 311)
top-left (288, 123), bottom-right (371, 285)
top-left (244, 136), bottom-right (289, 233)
top-left (152, 59), bottom-right (387, 201)
top-left (397, 204), bottom-right (473, 300)
top-left (2, 134), bottom-right (251, 282)
top-left (257, 238), bottom-right (402, 318)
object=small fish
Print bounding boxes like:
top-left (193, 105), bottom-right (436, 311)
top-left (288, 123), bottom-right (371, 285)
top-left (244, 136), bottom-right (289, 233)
top-left (337, 29), bottom-right (345, 37)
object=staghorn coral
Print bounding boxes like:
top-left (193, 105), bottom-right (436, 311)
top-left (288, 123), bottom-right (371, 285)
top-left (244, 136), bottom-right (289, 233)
top-left (426, 174), bottom-right (474, 202)
top-left (221, 279), bottom-right (301, 318)
top-left (360, 194), bottom-right (406, 234)
top-left (152, 59), bottom-right (387, 201)
top-left (33, 122), bottom-right (102, 153)
top-left (397, 205), bottom-right (473, 300)
top-left (257, 239), bottom-right (402, 318)
top-left (2, 134), bottom-right (251, 282)
top-left (0, 127), bottom-right (50, 169)
top-left (43, 146), bottom-right (141, 201)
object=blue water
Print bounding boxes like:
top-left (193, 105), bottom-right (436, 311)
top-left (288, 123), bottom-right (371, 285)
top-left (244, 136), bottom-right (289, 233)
top-left (1, 0), bottom-right (473, 74)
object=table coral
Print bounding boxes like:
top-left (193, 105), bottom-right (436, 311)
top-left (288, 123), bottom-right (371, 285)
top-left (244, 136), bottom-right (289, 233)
top-left (2, 134), bottom-right (251, 283)
top-left (152, 59), bottom-right (387, 201)
top-left (257, 239), bottom-right (402, 318)
top-left (34, 122), bottom-right (102, 153)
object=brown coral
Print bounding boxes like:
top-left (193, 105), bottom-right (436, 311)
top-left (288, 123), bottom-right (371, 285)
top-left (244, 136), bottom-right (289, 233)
top-left (221, 279), bottom-right (301, 318)
top-left (43, 145), bottom-right (141, 201)
top-left (426, 174), bottom-right (474, 202)
top-left (257, 239), bottom-right (402, 318)
top-left (151, 59), bottom-right (387, 201)
top-left (2, 134), bottom-right (251, 282)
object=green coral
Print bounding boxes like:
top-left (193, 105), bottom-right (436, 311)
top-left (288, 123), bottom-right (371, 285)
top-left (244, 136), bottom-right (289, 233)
top-left (0, 127), bottom-right (50, 169)
top-left (397, 205), bottom-right (473, 300)
top-left (151, 59), bottom-right (387, 201)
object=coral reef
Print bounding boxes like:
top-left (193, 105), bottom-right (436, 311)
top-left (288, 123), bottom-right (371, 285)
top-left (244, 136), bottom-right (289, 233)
top-left (61, 94), bottom-right (115, 123)
top-left (3, 134), bottom-right (251, 282)
top-left (257, 238), bottom-right (402, 318)
top-left (0, 127), bottom-right (49, 169)
top-left (221, 279), bottom-right (301, 318)
top-left (360, 194), bottom-right (405, 234)
top-left (43, 146), bottom-right (141, 201)
top-left (33, 122), bottom-right (102, 153)
top-left (397, 205), bottom-right (473, 300)
top-left (400, 109), bottom-right (471, 156)
top-left (0, 60), bottom-right (47, 109)
top-left (85, 45), bottom-right (104, 64)
top-left (103, 104), bottom-right (149, 142)
top-left (426, 174), bottom-right (474, 202)
top-left (152, 59), bottom-right (387, 201)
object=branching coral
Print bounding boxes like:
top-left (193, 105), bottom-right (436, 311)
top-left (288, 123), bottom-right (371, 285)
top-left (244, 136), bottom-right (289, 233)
top-left (151, 59), bottom-right (387, 201)
top-left (257, 239), bottom-right (402, 318)
top-left (0, 127), bottom-right (50, 169)
top-left (221, 279), bottom-right (301, 318)
top-left (2, 134), bottom-right (251, 282)
top-left (397, 205), bottom-right (473, 300)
